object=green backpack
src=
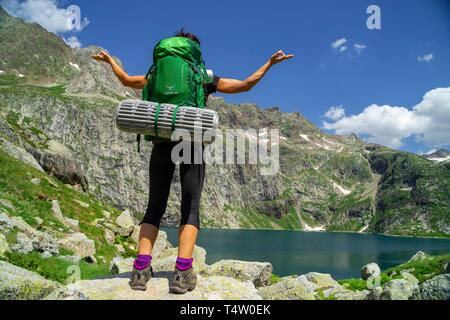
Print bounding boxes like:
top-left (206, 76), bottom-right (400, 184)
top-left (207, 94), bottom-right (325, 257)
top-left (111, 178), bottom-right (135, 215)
top-left (139, 36), bottom-right (211, 145)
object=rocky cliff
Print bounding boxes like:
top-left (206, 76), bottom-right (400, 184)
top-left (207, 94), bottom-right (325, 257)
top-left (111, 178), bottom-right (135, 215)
top-left (0, 7), bottom-right (448, 237)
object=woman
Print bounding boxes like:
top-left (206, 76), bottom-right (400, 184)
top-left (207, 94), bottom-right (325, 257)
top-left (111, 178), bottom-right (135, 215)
top-left (92, 30), bottom-right (294, 294)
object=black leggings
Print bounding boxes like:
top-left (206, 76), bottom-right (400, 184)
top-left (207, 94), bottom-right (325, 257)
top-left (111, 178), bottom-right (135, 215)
top-left (141, 142), bottom-right (205, 229)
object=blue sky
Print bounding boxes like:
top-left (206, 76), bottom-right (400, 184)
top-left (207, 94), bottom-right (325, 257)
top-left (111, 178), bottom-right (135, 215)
top-left (2, 0), bottom-right (450, 153)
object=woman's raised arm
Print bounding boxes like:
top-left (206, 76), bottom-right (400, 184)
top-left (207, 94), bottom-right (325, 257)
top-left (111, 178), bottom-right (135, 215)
top-left (92, 51), bottom-right (148, 89)
top-left (217, 50), bottom-right (294, 94)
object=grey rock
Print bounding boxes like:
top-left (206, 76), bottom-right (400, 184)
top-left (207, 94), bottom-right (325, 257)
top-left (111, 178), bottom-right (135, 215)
top-left (320, 286), bottom-right (369, 300)
top-left (26, 141), bottom-right (88, 191)
top-left (103, 228), bottom-right (115, 246)
top-left (45, 287), bottom-right (89, 300)
top-left (411, 274), bottom-right (450, 300)
top-left (115, 210), bottom-right (134, 236)
top-left (153, 245), bottom-right (207, 273)
top-left (409, 251), bottom-right (429, 262)
top-left (130, 225), bottom-right (140, 244)
top-left (380, 279), bottom-right (419, 300)
top-left (203, 260), bottom-right (273, 288)
top-left (102, 211), bottom-right (111, 219)
top-left (11, 232), bottom-right (33, 254)
top-left (0, 139), bottom-right (45, 173)
top-left (0, 261), bottom-right (60, 300)
top-left (305, 273), bottom-right (340, 289)
top-left (59, 232), bottom-right (96, 259)
top-left (58, 255), bottom-right (82, 264)
top-left (0, 198), bottom-right (15, 210)
top-left (361, 263), bottom-right (381, 280)
top-left (110, 257), bottom-right (134, 275)
top-left (34, 217), bottom-right (44, 228)
top-left (297, 275), bottom-right (318, 293)
top-left (0, 211), bottom-right (14, 229)
top-left (0, 233), bottom-right (9, 257)
top-left (31, 178), bottom-right (41, 185)
top-left (74, 199), bottom-right (89, 208)
top-left (50, 275), bottom-right (261, 300)
top-left (10, 216), bottom-right (59, 256)
top-left (115, 244), bottom-right (125, 254)
top-left (51, 200), bottom-right (74, 230)
top-left (64, 217), bottom-right (80, 231)
top-left (258, 276), bottom-right (316, 300)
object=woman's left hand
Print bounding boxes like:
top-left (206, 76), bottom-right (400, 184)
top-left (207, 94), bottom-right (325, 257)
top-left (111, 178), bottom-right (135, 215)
top-left (269, 50), bottom-right (295, 66)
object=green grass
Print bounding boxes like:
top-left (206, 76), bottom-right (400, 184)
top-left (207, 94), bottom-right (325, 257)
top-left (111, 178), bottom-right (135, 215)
top-left (269, 274), bottom-right (282, 285)
top-left (3, 251), bottom-right (110, 284)
top-left (339, 253), bottom-right (450, 291)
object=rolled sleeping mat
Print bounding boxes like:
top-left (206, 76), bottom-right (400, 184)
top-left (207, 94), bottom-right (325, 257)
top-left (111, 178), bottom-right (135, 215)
top-left (116, 100), bottom-right (220, 143)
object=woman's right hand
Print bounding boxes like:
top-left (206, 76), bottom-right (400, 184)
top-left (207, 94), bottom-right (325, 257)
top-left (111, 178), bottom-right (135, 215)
top-left (91, 50), bottom-right (112, 64)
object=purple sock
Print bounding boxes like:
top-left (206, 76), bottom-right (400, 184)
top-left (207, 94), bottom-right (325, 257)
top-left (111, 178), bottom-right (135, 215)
top-left (134, 255), bottom-right (152, 270)
top-left (176, 257), bottom-right (194, 271)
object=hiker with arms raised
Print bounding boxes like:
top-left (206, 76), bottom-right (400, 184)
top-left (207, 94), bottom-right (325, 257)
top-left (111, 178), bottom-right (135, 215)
top-left (92, 29), bottom-right (294, 294)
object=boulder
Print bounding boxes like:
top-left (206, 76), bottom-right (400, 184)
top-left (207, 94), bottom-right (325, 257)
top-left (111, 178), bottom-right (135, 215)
top-left (64, 217), bottom-right (80, 231)
top-left (51, 200), bottom-right (73, 230)
top-left (102, 211), bottom-right (111, 219)
top-left (45, 287), bottom-right (89, 300)
top-left (58, 255), bottom-right (82, 265)
top-left (380, 279), bottom-right (419, 300)
top-left (10, 216), bottom-right (59, 256)
top-left (49, 275), bottom-right (262, 300)
top-left (26, 141), bottom-right (88, 191)
top-left (305, 273), bottom-right (340, 289)
top-left (203, 260), bottom-right (273, 288)
top-left (154, 245), bottom-right (206, 272)
top-left (297, 275), bottom-right (319, 293)
top-left (409, 251), bottom-right (429, 262)
top-left (35, 217), bottom-right (44, 228)
top-left (0, 211), bottom-right (14, 230)
top-left (411, 274), bottom-right (450, 300)
top-left (11, 232), bottom-right (33, 254)
top-left (0, 139), bottom-right (45, 173)
top-left (59, 232), bottom-right (96, 259)
top-left (0, 198), bottom-right (15, 210)
top-left (115, 210), bottom-right (134, 236)
top-left (130, 226), bottom-right (140, 244)
top-left (320, 286), bottom-right (369, 300)
top-left (74, 199), bottom-right (89, 208)
top-left (0, 261), bottom-right (60, 300)
top-left (115, 244), bottom-right (125, 254)
top-left (31, 178), bottom-right (41, 185)
top-left (258, 276), bottom-right (316, 300)
top-left (361, 263), bottom-right (381, 280)
top-left (0, 233), bottom-right (9, 257)
top-left (110, 257), bottom-right (134, 275)
top-left (103, 228), bottom-right (115, 246)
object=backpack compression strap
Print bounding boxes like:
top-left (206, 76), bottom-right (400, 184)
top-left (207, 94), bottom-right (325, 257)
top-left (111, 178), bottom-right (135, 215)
top-left (154, 103), bottom-right (161, 137)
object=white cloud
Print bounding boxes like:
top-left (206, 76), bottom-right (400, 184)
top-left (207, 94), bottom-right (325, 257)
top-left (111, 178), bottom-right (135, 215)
top-left (323, 86), bottom-right (450, 149)
top-left (418, 53), bottom-right (434, 62)
top-left (331, 38), bottom-right (347, 49)
top-left (1, 0), bottom-right (89, 34)
top-left (354, 43), bottom-right (367, 55)
top-left (64, 36), bottom-right (81, 49)
top-left (339, 46), bottom-right (347, 53)
top-left (324, 106), bottom-right (346, 121)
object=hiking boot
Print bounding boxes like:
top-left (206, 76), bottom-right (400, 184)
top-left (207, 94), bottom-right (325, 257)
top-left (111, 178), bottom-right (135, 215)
top-left (129, 265), bottom-right (154, 291)
top-left (169, 267), bottom-right (198, 294)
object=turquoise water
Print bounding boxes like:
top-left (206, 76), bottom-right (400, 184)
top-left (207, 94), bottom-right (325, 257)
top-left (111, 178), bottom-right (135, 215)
top-left (162, 228), bottom-right (450, 279)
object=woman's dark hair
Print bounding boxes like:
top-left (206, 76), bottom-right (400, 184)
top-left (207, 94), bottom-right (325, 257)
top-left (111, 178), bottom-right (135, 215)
top-left (175, 28), bottom-right (201, 45)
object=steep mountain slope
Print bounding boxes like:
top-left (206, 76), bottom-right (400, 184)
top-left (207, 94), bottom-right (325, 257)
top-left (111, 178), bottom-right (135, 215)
top-left (0, 8), bottom-right (448, 237)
